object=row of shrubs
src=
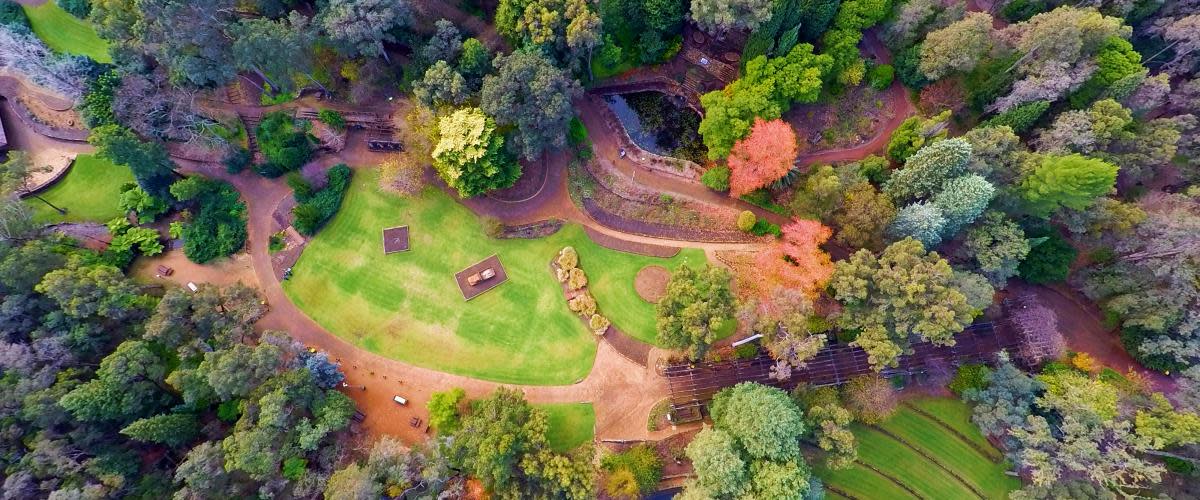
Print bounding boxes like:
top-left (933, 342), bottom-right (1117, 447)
top-left (289, 164), bottom-right (353, 236)
top-left (555, 246), bottom-right (611, 336)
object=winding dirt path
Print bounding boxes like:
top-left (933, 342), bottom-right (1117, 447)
top-left (5, 37), bottom-right (926, 445)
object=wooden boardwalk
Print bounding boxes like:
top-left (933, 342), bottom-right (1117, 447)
top-left (664, 323), bottom-right (1021, 417)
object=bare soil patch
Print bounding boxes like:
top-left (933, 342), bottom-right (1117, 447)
top-left (635, 265), bottom-right (670, 303)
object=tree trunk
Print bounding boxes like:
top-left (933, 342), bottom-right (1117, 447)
top-left (304, 72), bottom-right (330, 96)
top-left (32, 195), bottom-right (66, 214)
top-left (252, 65), bottom-right (279, 93)
top-left (1144, 40), bottom-right (1181, 67)
top-left (240, 73), bottom-right (266, 94)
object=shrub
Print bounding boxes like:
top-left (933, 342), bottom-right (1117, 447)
top-left (568, 292), bottom-right (597, 316)
top-left (57, 0), bottom-right (91, 18)
top-left (223, 147), bottom-right (251, 174)
top-left (427, 387), bottom-right (466, 434)
top-left (842, 375), bottom-right (897, 424)
top-left (0, 1), bottom-right (29, 29)
top-left (171, 177), bottom-right (248, 263)
top-left (867, 64), bottom-right (894, 90)
top-left (733, 342), bottom-right (759, 360)
top-left (589, 314), bottom-right (611, 335)
top-left (79, 70), bottom-right (119, 128)
top-left (557, 246), bottom-right (578, 270)
top-left (317, 109), bottom-right (346, 131)
top-left (282, 457), bottom-right (307, 481)
top-left (604, 469), bottom-right (640, 499)
top-left (256, 111), bottom-right (313, 176)
top-left (949, 364), bottom-right (991, 395)
top-left (1165, 457), bottom-right (1195, 475)
top-left (601, 444), bottom-right (663, 496)
top-left (982, 100), bottom-right (1050, 134)
top-left (217, 399), bottom-right (241, 422)
top-left (1120, 325), bottom-right (1187, 374)
top-left (481, 216), bottom-right (504, 238)
top-left (567, 117), bottom-right (588, 147)
top-left (1017, 229), bottom-right (1076, 284)
top-left (567, 267), bottom-right (588, 290)
top-left (1070, 352), bottom-right (1099, 373)
top-left (736, 210), bottom-right (757, 232)
top-left (750, 219), bottom-right (782, 237)
top-left (292, 165), bottom-right (352, 236)
top-left (701, 166), bottom-right (731, 192)
top-left (286, 172), bottom-right (313, 201)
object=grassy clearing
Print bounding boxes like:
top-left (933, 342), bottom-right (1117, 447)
top-left (907, 397), bottom-right (1003, 461)
top-left (538, 402), bottom-right (595, 452)
top-left (588, 258), bottom-right (706, 346)
top-left (28, 154), bottom-right (133, 224)
top-left (813, 460), bottom-right (918, 500)
top-left (853, 426), bottom-right (980, 500)
top-left (22, 3), bottom-right (111, 63)
top-left (817, 397), bottom-right (1018, 500)
top-left (879, 409), bottom-right (1020, 499)
top-left (284, 171), bottom-right (707, 384)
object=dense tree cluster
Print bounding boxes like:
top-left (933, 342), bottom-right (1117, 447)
top-left (0, 235), bottom-right (351, 498)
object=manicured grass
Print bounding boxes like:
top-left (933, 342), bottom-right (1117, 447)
top-left (853, 426), bottom-right (979, 500)
top-left (879, 409), bottom-right (1020, 499)
top-left (22, 3), bottom-right (111, 63)
top-left (908, 397), bottom-right (1003, 461)
top-left (813, 461), bottom-right (918, 500)
top-left (27, 154), bottom-right (133, 224)
top-left (817, 397), bottom-right (1019, 500)
top-left (284, 171), bottom-right (709, 384)
top-left (588, 258), bottom-right (707, 346)
top-left (537, 402), bottom-right (595, 452)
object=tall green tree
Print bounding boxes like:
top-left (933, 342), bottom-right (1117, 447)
top-left (480, 50), bottom-right (582, 160)
top-left (689, 0), bottom-right (773, 35)
top-left (318, 0), bottom-right (411, 61)
top-left (431, 107), bottom-right (521, 197)
top-left (830, 238), bottom-right (979, 369)
top-left (88, 125), bottom-right (178, 201)
top-left (230, 12), bottom-right (316, 93)
top-left (884, 138), bottom-right (973, 203)
top-left (1019, 154), bottom-right (1118, 217)
top-left (655, 265), bottom-right (736, 360)
top-left (681, 383), bottom-right (815, 499)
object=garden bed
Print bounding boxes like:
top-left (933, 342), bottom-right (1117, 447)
top-left (786, 85), bottom-right (894, 152)
top-left (634, 265), bottom-right (670, 303)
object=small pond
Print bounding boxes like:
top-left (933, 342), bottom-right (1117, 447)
top-left (603, 91), bottom-right (707, 163)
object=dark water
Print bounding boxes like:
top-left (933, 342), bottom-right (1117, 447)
top-left (603, 94), bottom-right (669, 155)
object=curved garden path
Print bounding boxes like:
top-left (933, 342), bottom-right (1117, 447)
top-left (3, 37), bottom-right (920, 444)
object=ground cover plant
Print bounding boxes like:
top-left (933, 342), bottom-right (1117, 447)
top-left (21, 2), bottom-right (110, 63)
top-left (26, 154), bottom-right (133, 223)
top-left (284, 171), bottom-right (706, 384)
top-left (537, 402), bottom-right (596, 452)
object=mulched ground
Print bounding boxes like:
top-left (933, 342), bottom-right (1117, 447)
top-left (486, 157), bottom-right (549, 202)
top-left (582, 227), bottom-right (680, 258)
top-left (602, 327), bottom-right (652, 367)
top-left (382, 226), bottom-right (410, 254)
top-left (454, 254), bottom-right (508, 300)
top-left (634, 265), bottom-right (670, 303)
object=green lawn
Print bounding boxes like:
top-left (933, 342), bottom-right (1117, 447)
top-left (879, 409), bottom-right (1020, 499)
top-left (816, 397), bottom-right (1018, 500)
top-left (27, 154), bottom-right (133, 224)
top-left (23, 3), bottom-right (111, 63)
top-left (537, 402), bottom-right (595, 452)
top-left (587, 256), bottom-right (706, 346)
top-left (907, 397), bottom-right (1004, 462)
top-left (813, 461), bottom-right (918, 500)
top-left (284, 171), bottom-right (708, 384)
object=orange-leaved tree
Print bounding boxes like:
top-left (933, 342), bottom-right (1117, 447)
top-left (755, 219), bottom-right (835, 299)
top-left (727, 118), bottom-right (799, 197)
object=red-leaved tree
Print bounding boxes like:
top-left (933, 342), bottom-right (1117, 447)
top-left (727, 118), bottom-right (799, 197)
top-left (755, 219), bottom-right (835, 299)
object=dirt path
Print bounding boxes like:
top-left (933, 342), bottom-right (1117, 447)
top-left (1012, 282), bottom-right (1175, 393)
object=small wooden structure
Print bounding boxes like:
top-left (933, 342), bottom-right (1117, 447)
top-left (156, 265), bottom-right (174, 276)
top-left (382, 226), bottom-right (410, 254)
top-left (454, 254), bottom-right (508, 300)
top-left (367, 139), bottom-right (404, 151)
